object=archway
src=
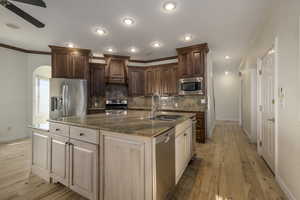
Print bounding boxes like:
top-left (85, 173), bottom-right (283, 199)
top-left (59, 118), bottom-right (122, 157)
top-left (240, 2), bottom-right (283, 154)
top-left (32, 66), bottom-right (51, 124)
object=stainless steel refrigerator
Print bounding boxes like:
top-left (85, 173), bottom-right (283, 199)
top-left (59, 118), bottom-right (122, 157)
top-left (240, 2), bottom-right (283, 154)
top-left (50, 78), bottom-right (87, 120)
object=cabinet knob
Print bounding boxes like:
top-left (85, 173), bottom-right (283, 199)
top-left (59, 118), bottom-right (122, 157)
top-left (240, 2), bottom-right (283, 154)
top-left (55, 128), bottom-right (60, 131)
top-left (184, 133), bottom-right (187, 136)
top-left (79, 133), bottom-right (85, 136)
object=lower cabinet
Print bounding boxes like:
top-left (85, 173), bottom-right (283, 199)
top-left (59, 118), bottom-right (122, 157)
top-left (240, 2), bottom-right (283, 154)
top-left (31, 130), bottom-right (51, 182)
top-left (175, 127), bottom-right (193, 184)
top-left (69, 139), bottom-right (98, 200)
top-left (100, 131), bottom-right (153, 200)
top-left (49, 124), bottom-right (99, 200)
top-left (50, 134), bottom-right (69, 186)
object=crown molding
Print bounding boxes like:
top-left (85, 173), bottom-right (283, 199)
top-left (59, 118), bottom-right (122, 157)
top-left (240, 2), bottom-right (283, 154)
top-left (0, 43), bottom-right (180, 63)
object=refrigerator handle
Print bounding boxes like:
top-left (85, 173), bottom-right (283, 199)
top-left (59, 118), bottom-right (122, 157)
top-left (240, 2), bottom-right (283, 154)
top-left (62, 84), bottom-right (67, 117)
top-left (65, 84), bottom-right (69, 116)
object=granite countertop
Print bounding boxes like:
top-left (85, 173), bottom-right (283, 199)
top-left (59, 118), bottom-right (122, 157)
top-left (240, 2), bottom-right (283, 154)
top-left (49, 110), bottom-right (195, 138)
top-left (128, 106), bottom-right (207, 112)
top-left (28, 123), bottom-right (50, 132)
top-left (88, 107), bottom-right (105, 110)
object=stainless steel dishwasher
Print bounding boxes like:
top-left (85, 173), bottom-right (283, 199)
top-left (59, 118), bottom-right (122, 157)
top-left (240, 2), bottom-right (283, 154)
top-left (155, 128), bottom-right (175, 200)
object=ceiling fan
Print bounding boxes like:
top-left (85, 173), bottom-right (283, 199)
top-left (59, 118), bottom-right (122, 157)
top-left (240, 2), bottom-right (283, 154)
top-left (0, 0), bottom-right (46, 28)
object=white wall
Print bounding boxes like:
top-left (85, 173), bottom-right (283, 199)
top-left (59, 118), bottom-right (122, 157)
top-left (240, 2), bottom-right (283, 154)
top-left (213, 65), bottom-right (240, 121)
top-left (0, 47), bottom-right (51, 142)
top-left (27, 54), bottom-right (51, 129)
top-left (240, 65), bottom-right (257, 143)
top-left (241, 0), bottom-right (300, 199)
top-left (206, 52), bottom-right (216, 137)
top-left (0, 47), bottom-right (29, 142)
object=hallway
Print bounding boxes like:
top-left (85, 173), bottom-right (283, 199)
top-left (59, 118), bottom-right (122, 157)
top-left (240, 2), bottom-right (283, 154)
top-left (174, 122), bottom-right (286, 200)
top-left (0, 122), bottom-right (287, 200)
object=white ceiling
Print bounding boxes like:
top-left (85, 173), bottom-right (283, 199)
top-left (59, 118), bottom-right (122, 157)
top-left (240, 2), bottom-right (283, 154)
top-left (0, 0), bottom-right (271, 67)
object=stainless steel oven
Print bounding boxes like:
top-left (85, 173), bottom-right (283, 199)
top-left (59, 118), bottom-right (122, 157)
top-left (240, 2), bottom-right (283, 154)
top-left (178, 77), bottom-right (204, 95)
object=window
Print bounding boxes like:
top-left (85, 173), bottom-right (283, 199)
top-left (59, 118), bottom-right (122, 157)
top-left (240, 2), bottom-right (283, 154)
top-left (35, 76), bottom-right (50, 124)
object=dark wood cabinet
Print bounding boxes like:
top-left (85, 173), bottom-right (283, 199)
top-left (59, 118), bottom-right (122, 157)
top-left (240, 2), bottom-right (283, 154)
top-left (177, 43), bottom-right (208, 79)
top-left (104, 55), bottom-right (129, 84)
top-left (128, 67), bottom-right (145, 97)
top-left (144, 63), bottom-right (179, 96)
top-left (89, 63), bottom-right (106, 97)
top-left (49, 45), bottom-right (91, 79)
top-left (145, 68), bottom-right (155, 96)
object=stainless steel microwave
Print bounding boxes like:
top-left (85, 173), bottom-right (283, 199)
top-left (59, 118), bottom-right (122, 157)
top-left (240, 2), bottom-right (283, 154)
top-left (178, 77), bottom-right (204, 95)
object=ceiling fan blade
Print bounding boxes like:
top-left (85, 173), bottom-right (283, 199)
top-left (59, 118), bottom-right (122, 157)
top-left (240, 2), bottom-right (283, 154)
top-left (10, 0), bottom-right (46, 8)
top-left (3, 2), bottom-right (45, 28)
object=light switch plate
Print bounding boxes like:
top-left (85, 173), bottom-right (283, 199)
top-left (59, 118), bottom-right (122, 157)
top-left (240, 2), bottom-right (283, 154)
top-left (201, 99), bottom-right (206, 104)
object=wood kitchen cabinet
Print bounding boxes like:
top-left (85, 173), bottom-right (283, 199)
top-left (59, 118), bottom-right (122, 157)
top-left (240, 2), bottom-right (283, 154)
top-left (50, 134), bottom-right (70, 186)
top-left (49, 123), bottom-right (99, 200)
top-left (144, 63), bottom-right (179, 96)
top-left (69, 139), bottom-right (98, 200)
top-left (104, 54), bottom-right (129, 84)
top-left (145, 67), bottom-right (155, 96)
top-left (101, 133), bottom-right (149, 200)
top-left (49, 45), bottom-right (91, 79)
top-left (31, 130), bottom-right (51, 182)
top-left (89, 63), bottom-right (106, 97)
top-left (177, 43), bottom-right (209, 79)
top-left (175, 125), bottom-right (193, 184)
top-left (128, 67), bottom-right (145, 97)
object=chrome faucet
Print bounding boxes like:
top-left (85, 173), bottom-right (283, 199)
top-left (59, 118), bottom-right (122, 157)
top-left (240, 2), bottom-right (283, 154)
top-left (150, 93), bottom-right (160, 118)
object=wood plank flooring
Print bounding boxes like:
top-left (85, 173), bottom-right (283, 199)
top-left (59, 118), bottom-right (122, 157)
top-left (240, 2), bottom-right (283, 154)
top-left (0, 122), bottom-right (287, 200)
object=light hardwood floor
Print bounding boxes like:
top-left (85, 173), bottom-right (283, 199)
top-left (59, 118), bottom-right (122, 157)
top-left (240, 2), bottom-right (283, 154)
top-left (0, 123), bottom-right (287, 200)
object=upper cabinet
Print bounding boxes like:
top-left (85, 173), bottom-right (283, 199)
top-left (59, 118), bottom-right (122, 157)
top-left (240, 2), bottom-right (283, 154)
top-left (49, 46), bottom-right (91, 79)
top-left (104, 54), bottom-right (129, 84)
top-left (128, 67), bottom-right (145, 97)
top-left (89, 63), bottom-right (106, 98)
top-left (144, 63), bottom-right (179, 96)
top-left (177, 43), bottom-right (209, 79)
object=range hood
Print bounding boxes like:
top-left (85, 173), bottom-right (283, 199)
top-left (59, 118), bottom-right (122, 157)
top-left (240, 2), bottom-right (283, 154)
top-left (104, 54), bottom-right (130, 84)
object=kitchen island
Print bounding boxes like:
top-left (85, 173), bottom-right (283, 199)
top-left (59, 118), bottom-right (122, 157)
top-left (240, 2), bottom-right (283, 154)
top-left (30, 110), bottom-right (195, 200)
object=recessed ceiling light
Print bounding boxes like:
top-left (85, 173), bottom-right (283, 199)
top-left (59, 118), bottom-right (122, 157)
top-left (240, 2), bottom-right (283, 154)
top-left (96, 28), bottom-right (107, 36)
top-left (152, 41), bottom-right (162, 48)
top-left (163, 2), bottom-right (176, 11)
top-left (184, 34), bottom-right (192, 41)
top-left (107, 48), bottom-right (114, 52)
top-left (225, 71), bottom-right (229, 75)
top-left (130, 47), bottom-right (137, 53)
top-left (122, 17), bottom-right (135, 26)
top-left (225, 56), bottom-right (231, 60)
top-left (67, 43), bottom-right (74, 48)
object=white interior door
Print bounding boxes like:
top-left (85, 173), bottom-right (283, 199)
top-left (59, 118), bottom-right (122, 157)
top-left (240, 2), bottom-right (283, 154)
top-left (260, 49), bottom-right (275, 172)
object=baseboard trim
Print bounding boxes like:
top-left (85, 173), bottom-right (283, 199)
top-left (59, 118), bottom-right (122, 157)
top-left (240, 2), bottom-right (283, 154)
top-left (276, 175), bottom-right (296, 200)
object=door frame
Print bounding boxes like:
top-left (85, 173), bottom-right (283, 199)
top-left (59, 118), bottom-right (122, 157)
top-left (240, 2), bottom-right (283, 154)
top-left (256, 37), bottom-right (279, 176)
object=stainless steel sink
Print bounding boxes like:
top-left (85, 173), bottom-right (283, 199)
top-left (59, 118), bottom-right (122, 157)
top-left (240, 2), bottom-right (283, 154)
top-left (150, 115), bottom-right (182, 121)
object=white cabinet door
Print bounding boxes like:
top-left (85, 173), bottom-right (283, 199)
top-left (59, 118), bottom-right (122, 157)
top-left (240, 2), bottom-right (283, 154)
top-left (50, 135), bottom-right (69, 186)
top-left (175, 132), bottom-right (186, 184)
top-left (32, 131), bottom-right (50, 181)
top-left (185, 128), bottom-right (193, 162)
top-left (103, 135), bottom-right (145, 200)
top-left (69, 139), bottom-right (98, 200)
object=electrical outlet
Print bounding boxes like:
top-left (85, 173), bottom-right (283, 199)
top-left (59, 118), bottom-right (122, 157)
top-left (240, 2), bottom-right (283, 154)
top-left (201, 99), bottom-right (206, 104)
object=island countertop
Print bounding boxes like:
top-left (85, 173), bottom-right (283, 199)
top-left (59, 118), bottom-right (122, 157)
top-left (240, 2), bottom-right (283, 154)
top-left (48, 110), bottom-right (195, 137)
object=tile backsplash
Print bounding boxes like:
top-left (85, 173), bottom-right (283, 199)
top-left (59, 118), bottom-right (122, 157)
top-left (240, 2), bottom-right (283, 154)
top-left (128, 95), bottom-right (206, 111)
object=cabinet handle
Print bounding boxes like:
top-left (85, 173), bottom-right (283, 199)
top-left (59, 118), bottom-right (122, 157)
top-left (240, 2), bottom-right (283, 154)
top-left (184, 133), bottom-right (187, 136)
top-left (79, 133), bottom-right (85, 136)
top-left (55, 128), bottom-right (60, 131)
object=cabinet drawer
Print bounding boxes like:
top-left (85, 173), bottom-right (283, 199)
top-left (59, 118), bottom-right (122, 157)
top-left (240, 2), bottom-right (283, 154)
top-left (50, 123), bottom-right (69, 137)
top-left (175, 119), bottom-right (192, 137)
top-left (70, 126), bottom-right (99, 144)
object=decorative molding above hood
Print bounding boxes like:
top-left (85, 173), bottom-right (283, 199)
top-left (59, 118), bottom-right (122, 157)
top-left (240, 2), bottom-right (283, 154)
top-left (104, 54), bottom-right (130, 84)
